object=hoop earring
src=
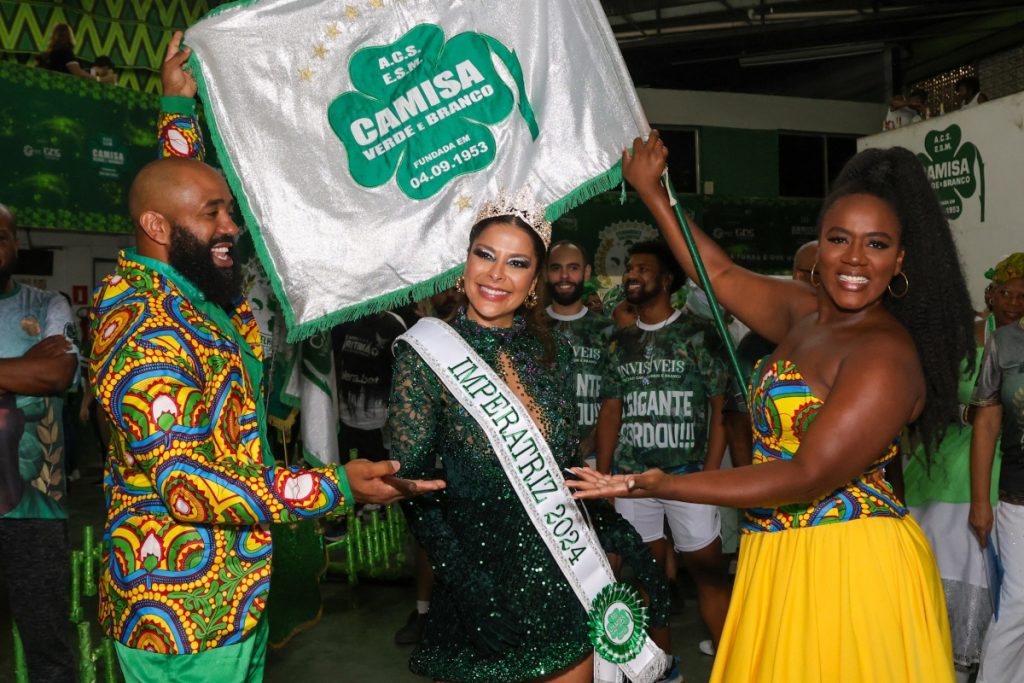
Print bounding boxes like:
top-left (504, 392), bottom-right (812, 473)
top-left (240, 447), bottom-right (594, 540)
top-left (455, 276), bottom-right (465, 294)
top-left (888, 272), bottom-right (909, 299)
top-left (809, 263), bottom-right (820, 287)
top-left (524, 288), bottom-right (539, 309)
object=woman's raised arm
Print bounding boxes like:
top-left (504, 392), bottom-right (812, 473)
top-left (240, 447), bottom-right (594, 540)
top-left (571, 331), bottom-right (924, 509)
top-left (623, 131), bottom-right (817, 343)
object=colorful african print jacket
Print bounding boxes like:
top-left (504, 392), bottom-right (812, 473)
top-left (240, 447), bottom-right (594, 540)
top-left (90, 253), bottom-right (351, 653)
top-left (158, 96), bottom-right (205, 159)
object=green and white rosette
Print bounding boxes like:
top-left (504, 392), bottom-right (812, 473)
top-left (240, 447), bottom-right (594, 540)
top-left (588, 583), bottom-right (650, 664)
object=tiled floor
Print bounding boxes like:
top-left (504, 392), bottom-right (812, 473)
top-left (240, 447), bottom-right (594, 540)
top-left (263, 578), bottom-right (715, 683)
top-left (1, 436), bottom-right (716, 683)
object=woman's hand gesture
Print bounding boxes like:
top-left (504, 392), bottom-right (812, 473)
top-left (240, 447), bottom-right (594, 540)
top-left (622, 129), bottom-right (669, 199)
top-left (565, 466), bottom-right (666, 500)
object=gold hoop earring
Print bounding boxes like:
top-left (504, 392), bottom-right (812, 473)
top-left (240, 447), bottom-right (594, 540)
top-left (888, 272), bottom-right (909, 299)
top-left (455, 276), bottom-right (465, 294)
top-left (524, 288), bottom-right (539, 309)
top-left (809, 263), bottom-right (820, 287)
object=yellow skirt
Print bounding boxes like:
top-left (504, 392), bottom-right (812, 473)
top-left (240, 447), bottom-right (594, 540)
top-left (711, 516), bottom-right (954, 683)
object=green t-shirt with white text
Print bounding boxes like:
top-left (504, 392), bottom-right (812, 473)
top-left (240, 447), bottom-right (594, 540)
top-left (547, 307), bottom-right (613, 433)
top-left (601, 309), bottom-right (728, 474)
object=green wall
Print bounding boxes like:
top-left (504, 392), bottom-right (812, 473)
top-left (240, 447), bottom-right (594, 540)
top-left (699, 126), bottom-right (779, 198)
top-left (552, 125), bottom-right (821, 276)
top-left (1, 61), bottom-right (217, 232)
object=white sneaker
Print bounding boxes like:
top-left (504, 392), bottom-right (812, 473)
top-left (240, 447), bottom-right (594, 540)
top-left (698, 639), bottom-right (715, 656)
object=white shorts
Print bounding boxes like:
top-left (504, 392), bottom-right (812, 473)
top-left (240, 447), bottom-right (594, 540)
top-left (615, 496), bottom-right (721, 553)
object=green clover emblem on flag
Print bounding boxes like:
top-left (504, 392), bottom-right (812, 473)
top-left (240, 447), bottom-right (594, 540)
top-left (916, 124), bottom-right (985, 222)
top-left (587, 582), bottom-right (649, 663)
top-left (328, 24), bottom-right (539, 200)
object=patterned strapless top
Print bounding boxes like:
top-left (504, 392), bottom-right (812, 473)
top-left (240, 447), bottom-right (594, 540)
top-left (743, 359), bottom-right (907, 534)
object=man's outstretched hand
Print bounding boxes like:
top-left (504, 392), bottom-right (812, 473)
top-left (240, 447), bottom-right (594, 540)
top-left (162, 31), bottom-right (197, 98)
top-left (344, 459), bottom-right (445, 505)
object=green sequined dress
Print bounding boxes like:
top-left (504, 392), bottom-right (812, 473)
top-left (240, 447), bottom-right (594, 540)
top-left (391, 313), bottom-right (668, 683)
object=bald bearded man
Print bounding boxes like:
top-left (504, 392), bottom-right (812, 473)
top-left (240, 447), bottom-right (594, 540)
top-left (88, 157), bottom-right (444, 682)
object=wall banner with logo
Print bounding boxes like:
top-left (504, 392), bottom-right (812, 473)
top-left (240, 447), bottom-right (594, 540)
top-left (0, 62), bottom-right (162, 233)
top-left (859, 93), bottom-right (1024, 306)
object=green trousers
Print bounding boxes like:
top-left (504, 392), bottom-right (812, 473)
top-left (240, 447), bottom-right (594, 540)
top-left (114, 616), bottom-right (268, 683)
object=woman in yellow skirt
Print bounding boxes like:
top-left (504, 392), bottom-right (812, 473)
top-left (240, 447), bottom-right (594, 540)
top-left (570, 136), bottom-right (972, 682)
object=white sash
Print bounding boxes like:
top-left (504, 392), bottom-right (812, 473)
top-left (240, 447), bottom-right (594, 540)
top-left (397, 318), bottom-right (665, 683)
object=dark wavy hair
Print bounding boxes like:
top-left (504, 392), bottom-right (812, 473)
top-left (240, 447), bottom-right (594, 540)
top-left (628, 239), bottom-right (687, 293)
top-left (47, 23), bottom-right (74, 51)
top-left (467, 215), bottom-right (556, 364)
top-left (820, 146), bottom-right (975, 454)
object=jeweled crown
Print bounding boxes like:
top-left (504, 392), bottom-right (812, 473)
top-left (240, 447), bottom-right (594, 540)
top-left (474, 187), bottom-right (552, 248)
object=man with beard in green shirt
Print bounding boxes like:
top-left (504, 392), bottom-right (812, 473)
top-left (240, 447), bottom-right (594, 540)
top-left (545, 240), bottom-right (613, 461)
top-left (596, 240), bottom-right (732, 655)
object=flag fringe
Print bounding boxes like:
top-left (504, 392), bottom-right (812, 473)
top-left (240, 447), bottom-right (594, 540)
top-left (187, 51), bottom-right (301, 335)
top-left (285, 264), bottom-right (464, 342)
top-left (188, 25), bottom-right (620, 343)
top-left (189, 39), bottom-right (465, 343)
top-left (545, 160), bottom-right (623, 222)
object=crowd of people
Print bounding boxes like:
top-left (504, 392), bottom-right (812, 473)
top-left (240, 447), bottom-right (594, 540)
top-left (1, 25), bottom-right (1021, 683)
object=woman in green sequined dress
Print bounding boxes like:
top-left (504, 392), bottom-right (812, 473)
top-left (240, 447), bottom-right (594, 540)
top-left (390, 209), bottom-right (670, 682)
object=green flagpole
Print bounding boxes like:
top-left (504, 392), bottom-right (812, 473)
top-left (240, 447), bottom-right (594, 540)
top-left (662, 173), bottom-right (749, 405)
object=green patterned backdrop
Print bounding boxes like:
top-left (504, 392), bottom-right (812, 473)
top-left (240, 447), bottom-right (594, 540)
top-left (0, 0), bottom-right (217, 93)
top-left (1, 61), bottom-right (161, 232)
top-left (1, 60), bottom-right (217, 232)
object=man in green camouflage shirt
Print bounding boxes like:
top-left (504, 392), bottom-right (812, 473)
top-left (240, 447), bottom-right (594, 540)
top-left (596, 240), bottom-right (732, 653)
